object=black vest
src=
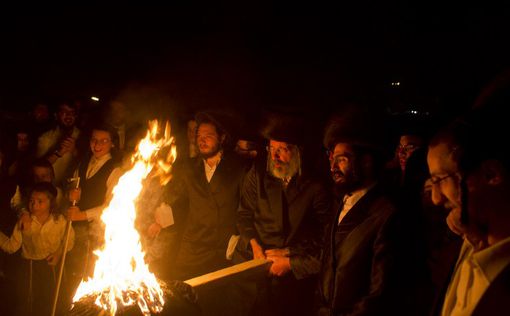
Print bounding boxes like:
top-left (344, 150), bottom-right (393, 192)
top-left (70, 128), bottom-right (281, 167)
top-left (77, 157), bottom-right (116, 211)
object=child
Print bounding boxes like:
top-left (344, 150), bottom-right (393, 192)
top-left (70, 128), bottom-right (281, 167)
top-left (0, 182), bottom-right (74, 316)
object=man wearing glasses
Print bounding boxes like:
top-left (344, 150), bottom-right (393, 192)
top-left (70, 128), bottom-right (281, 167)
top-left (428, 76), bottom-right (510, 316)
top-left (234, 111), bottom-right (331, 315)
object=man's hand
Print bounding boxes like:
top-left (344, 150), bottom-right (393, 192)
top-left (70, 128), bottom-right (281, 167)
top-left (46, 252), bottom-right (61, 266)
top-left (18, 212), bottom-right (32, 231)
top-left (68, 187), bottom-right (81, 203)
top-left (67, 206), bottom-right (86, 221)
top-left (250, 239), bottom-right (265, 259)
top-left (147, 222), bottom-right (162, 239)
top-left (59, 137), bottom-right (76, 156)
top-left (265, 248), bottom-right (290, 258)
top-left (267, 255), bottom-right (291, 277)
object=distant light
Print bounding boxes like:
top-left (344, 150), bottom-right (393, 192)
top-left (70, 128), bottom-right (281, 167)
top-left (391, 81), bottom-right (401, 86)
top-left (91, 96), bottom-right (100, 102)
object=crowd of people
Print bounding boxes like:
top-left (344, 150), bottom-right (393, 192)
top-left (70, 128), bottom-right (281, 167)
top-left (1, 71), bottom-right (509, 316)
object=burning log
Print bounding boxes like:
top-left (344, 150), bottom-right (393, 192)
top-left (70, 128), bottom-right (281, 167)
top-left (69, 280), bottom-right (199, 316)
top-left (69, 259), bottom-right (270, 315)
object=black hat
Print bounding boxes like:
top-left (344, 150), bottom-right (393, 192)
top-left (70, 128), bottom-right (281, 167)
top-left (195, 110), bottom-right (235, 137)
top-left (323, 104), bottom-right (390, 152)
top-left (260, 110), bottom-right (306, 145)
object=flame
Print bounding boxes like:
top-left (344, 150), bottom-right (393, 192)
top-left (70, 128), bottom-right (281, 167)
top-left (73, 120), bottom-right (177, 315)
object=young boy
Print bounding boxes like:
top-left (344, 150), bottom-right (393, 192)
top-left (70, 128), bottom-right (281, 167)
top-left (0, 182), bottom-right (74, 316)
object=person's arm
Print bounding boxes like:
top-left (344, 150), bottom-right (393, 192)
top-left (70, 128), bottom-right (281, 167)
top-left (0, 224), bottom-right (22, 254)
top-left (36, 132), bottom-right (52, 158)
top-left (237, 165), bottom-right (264, 258)
top-left (288, 182), bottom-right (332, 279)
top-left (10, 185), bottom-right (30, 217)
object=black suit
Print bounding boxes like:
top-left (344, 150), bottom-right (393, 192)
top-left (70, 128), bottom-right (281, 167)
top-left (165, 153), bottom-right (247, 280)
top-left (235, 162), bottom-right (331, 315)
top-left (317, 185), bottom-right (408, 316)
top-left (472, 262), bottom-right (510, 316)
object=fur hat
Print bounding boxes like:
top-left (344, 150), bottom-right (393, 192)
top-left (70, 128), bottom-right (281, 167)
top-left (323, 104), bottom-right (390, 152)
top-left (195, 110), bottom-right (235, 137)
top-left (260, 110), bottom-right (306, 146)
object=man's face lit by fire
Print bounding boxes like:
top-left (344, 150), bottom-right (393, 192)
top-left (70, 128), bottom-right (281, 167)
top-left (397, 134), bottom-right (423, 172)
top-left (268, 140), bottom-right (299, 180)
top-left (427, 143), bottom-right (462, 218)
top-left (329, 143), bottom-right (363, 193)
top-left (196, 123), bottom-right (223, 158)
top-left (57, 104), bottom-right (77, 129)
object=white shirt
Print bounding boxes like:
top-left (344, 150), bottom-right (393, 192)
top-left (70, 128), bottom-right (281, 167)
top-left (86, 153), bottom-right (113, 179)
top-left (338, 184), bottom-right (375, 224)
top-left (203, 155), bottom-right (222, 183)
top-left (0, 214), bottom-right (74, 260)
top-left (441, 236), bottom-right (510, 316)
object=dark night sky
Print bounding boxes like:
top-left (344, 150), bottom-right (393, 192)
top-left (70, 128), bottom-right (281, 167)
top-left (1, 3), bottom-right (509, 119)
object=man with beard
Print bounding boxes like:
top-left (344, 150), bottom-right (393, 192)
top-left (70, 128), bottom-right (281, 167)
top-left (317, 105), bottom-right (411, 316)
top-left (234, 112), bottom-right (331, 316)
top-left (163, 111), bottom-right (247, 281)
top-left (36, 100), bottom-right (81, 186)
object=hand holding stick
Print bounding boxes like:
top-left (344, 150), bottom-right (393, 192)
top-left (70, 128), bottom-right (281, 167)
top-left (51, 177), bottom-right (80, 316)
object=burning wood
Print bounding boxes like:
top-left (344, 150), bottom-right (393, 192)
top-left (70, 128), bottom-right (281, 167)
top-left (70, 280), bottom-right (199, 316)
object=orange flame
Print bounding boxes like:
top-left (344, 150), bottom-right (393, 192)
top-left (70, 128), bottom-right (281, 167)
top-left (73, 120), bottom-right (176, 315)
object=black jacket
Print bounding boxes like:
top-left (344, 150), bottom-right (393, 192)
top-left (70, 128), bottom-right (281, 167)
top-left (317, 185), bottom-right (407, 316)
top-left (236, 162), bottom-right (332, 280)
top-left (165, 153), bottom-right (247, 276)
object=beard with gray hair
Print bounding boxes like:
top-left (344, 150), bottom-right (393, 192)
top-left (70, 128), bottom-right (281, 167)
top-left (268, 147), bottom-right (301, 180)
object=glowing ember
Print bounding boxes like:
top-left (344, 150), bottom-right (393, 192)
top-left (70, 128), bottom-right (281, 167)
top-left (73, 120), bottom-right (177, 316)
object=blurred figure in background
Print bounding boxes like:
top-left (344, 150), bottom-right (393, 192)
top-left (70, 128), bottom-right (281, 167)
top-left (36, 100), bottom-right (81, 186)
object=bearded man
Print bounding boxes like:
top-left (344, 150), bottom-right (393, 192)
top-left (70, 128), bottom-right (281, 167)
top-left (234, 111), bottom-right (331, 316)
top-left (163, 111), bottom-right (247, 281)
top-left (317, 105), bottom-right (413, 316)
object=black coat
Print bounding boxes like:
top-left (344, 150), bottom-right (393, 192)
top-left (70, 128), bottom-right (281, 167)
top-left (472, 262), bottom-right (510, 316)
top-left (236, 162), bottom-right (332, 280)
top-left (165, 153), bottom-right (247, 278)
top-left (317, 185), bottom-right (407, 316)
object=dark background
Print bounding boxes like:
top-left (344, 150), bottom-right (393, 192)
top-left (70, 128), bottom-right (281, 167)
top-left (1, 3), bottom-right (509, 120)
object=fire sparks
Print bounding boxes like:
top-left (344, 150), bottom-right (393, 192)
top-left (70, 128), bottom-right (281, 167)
top-left (73, 120), bottom-right (177, 315)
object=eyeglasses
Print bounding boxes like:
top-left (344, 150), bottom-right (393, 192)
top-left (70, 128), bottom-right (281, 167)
top-left (266, 146), bottom-right (291, 156)
top-left (429, 174), bottom-right (456, 186)
top-left (90, 138), bottom-right (111, 145)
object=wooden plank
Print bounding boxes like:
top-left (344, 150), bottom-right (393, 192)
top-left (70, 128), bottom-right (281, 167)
top-left (184, 259), bottom-right (271, 288)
